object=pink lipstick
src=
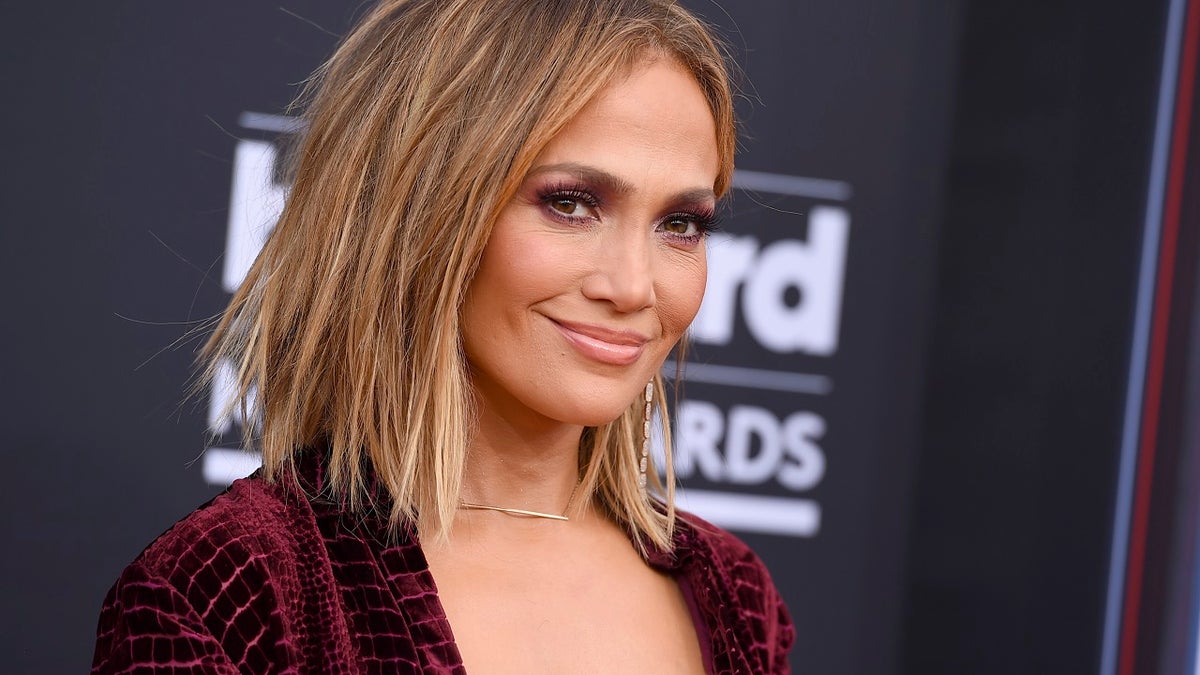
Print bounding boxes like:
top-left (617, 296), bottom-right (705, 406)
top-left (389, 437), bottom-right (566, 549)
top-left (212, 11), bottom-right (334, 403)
top-left (550, 319), bottom-right (650, 366)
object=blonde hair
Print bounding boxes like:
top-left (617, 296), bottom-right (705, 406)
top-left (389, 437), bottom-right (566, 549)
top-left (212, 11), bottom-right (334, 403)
top-left (204, 0), bottom-right (736, 551)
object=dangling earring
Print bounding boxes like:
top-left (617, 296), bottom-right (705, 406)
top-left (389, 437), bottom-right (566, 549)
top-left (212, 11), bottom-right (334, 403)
top-left (639, 381), bottom-right (652, 491)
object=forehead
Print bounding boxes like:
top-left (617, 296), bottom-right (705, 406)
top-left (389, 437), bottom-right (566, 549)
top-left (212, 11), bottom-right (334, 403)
top-left (529, 57), bottom-right (720, 192)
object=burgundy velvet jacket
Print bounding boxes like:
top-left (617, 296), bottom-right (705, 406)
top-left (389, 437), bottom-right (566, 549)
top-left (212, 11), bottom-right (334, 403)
top-left (93, 455), bottom-right (794, 673)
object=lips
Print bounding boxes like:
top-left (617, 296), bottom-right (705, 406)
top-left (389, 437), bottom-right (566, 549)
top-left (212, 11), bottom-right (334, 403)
top-left (550, 318), bottom-right (650, 366)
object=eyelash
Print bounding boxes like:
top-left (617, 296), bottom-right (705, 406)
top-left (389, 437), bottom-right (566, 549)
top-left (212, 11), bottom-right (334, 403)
top-left (536, 182), bottom-right (720, 244)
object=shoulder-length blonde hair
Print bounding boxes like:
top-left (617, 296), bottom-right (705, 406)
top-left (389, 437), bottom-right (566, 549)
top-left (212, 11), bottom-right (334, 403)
top-left (205, 0), bottom-right (736, 551)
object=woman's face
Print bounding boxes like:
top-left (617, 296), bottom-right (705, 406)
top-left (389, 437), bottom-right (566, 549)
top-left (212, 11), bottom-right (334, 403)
top-left (461, 56), bottom-right (720, 428)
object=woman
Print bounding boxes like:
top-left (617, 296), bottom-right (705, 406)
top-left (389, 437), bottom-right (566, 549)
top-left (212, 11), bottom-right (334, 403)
top-left (93, 0), bottom-right (794, 672)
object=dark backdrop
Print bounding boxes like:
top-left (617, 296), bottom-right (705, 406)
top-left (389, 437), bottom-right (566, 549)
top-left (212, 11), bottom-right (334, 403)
top-left (901, 1), bottom-right (1175, 674)
top-left (0, 1), bottom-right (1180, 673)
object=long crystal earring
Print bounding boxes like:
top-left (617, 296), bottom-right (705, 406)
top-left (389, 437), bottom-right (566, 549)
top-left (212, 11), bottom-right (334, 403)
top-left (639, 381), bottom-right (652, 491)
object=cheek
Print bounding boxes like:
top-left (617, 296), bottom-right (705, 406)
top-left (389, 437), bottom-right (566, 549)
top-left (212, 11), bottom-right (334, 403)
top-left (473, 217), bottom-right (568, 305)
top-left (491, 238), bottom-right (586, 311)
top-left (464, 216), bottom-right (590, 350)
top-left (656, 253), bottom-right (707, 341)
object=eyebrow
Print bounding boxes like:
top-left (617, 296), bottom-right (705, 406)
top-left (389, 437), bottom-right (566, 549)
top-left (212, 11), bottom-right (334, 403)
top-left (527, 161), bottom-right (717, 204)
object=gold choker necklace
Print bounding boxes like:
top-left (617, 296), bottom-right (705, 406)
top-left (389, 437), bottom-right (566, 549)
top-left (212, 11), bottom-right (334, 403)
top-left (459, 483), bottom-right (579, 521)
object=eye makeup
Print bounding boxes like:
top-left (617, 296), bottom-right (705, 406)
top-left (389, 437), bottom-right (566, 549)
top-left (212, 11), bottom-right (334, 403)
top-left (533, 177), bottom-right (720, 246)
top-left (535, 180), bottom-right (604, 224)
top-left (656, 207), bottom-right (721, 245)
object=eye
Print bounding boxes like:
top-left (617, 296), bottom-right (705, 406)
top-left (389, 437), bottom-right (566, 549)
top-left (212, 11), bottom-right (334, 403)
top-left (549, 196), bottom-right (591, 216)
top-left (539, 187), bottom-right (601, 222)
top-left (662, 215), bottom-right (702, 237)
top-left (658, 210), bottom-right (719, 242)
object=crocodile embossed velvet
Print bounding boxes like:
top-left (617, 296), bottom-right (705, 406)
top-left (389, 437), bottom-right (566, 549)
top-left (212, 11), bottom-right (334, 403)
top-left (93, 453), bottom-right (794, 673)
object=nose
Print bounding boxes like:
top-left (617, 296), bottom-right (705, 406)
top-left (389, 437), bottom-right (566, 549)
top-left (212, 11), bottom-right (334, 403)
top-left (581, 227), bottom-right (656, 312)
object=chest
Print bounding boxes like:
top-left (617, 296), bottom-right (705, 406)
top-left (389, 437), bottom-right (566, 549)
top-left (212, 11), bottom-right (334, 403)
top-left (306, 515), bottom-right (755, 674)
top-left (429, 550), bottom-right (707, 675)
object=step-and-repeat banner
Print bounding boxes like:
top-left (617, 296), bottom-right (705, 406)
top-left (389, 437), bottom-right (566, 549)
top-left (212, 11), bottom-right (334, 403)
top-left (3, 2), bottom-right (962, 671)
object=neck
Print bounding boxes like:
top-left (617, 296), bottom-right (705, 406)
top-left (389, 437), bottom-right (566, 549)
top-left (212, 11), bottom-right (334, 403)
top-left (459, 405), bottom-right (586, 521)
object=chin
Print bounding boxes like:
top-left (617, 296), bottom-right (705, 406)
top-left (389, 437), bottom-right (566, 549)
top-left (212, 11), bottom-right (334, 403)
top-left (546, 388), bottom-right (642, 428)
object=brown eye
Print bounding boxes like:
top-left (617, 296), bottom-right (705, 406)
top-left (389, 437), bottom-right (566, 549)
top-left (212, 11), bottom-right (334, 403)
top-left (663, 216), bottom-right (697, 236)
top-left (541, 189), bottom-right (600, 220)
top-left (657, 210), bottom-right (718, 243)
top-left (551, 198), bottom-right (579, 214)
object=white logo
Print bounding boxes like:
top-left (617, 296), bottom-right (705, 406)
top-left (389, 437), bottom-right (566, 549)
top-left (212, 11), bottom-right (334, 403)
top-left (675, 401), bottom-right (825, 490)
top-left (666, 172), bottom-right (852, 537)
top-left (693, 207), bottom-right (848, 355)
top-left (222, 140), bottom-right (286, 294)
